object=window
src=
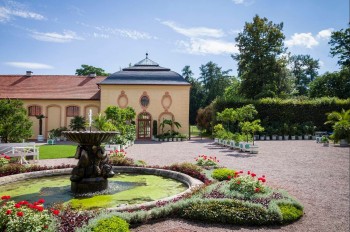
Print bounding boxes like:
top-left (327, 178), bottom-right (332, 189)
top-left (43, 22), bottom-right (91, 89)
top-left (140, 95), bottom-right (149, 107)
top-left (28, 105), bottom-right (42, 116)
top-left (66, 106), bottom-right (80, 117)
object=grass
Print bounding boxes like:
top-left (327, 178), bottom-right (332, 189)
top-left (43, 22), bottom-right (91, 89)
top-left (190, 125), bottom-right (211, 138)
top-left (39, 145), bottom-right (76, 159)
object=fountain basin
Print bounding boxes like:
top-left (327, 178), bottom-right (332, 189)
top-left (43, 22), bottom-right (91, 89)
top-left (62, 131), bottom-right (118, 146)
top-left (0, 167), bottom-right (203, 211)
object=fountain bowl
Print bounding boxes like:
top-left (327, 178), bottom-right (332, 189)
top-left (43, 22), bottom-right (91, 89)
top-left (62, 131), bottom-right (119, 145)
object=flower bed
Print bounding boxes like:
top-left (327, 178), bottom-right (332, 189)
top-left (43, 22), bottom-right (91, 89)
top-left (0, 152), bottom-right (303, 231)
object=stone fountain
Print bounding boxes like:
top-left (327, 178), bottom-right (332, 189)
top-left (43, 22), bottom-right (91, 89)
top-left (63, 110), bottom-right (119, 194)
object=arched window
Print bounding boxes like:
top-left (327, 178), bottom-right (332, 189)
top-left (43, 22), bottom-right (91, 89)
top-left (28, 105), bottom-right (42, 116)
top-left (66, 106), bottom-right (80, 117)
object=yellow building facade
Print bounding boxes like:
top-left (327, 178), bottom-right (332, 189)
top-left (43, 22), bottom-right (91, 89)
top-left (0, 56), bottom-right (190, 140)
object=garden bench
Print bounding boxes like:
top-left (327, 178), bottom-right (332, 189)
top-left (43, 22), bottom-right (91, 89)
top-left (0, 143), bottom-right (39, 164)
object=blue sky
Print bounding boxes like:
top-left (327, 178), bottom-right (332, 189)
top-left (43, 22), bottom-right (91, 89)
top-left (0, 0), bottom-right (348, 77)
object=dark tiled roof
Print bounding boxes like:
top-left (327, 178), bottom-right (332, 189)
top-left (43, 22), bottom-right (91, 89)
top-left (0, 75), bottom-right (104, 100)
top-left (99, 56), bottom-right (190, 86)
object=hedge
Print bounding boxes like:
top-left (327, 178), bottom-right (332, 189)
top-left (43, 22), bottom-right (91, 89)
top-left (214, 97), bottom-right (350, 131)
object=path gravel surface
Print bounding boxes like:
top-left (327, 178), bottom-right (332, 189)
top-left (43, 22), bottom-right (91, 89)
top-left (38, 139), bottom-right (350, 232)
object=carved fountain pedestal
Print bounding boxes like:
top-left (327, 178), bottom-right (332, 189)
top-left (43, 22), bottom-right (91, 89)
top-left (62, 131), bottom-right (118, 194)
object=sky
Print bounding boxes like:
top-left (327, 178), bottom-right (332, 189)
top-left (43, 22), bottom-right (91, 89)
top-left (0, 0), bottom-right (348, 77)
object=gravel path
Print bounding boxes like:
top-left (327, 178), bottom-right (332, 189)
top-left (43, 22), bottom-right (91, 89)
top-left (38, 139), bottom-right (350, 232)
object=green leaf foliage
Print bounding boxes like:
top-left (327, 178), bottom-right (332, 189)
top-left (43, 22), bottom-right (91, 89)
top-left (329, 27), bottom-right (350, 67)
top-left (214, 97), bottom-right (350, 132)
top-left (75, 64), bottom-right (109, 76)
top-left (211, 168), bottom-right (236, 181)
top-left (90, 216), bottom-right (129, 232)
top-left (278, 203), bottom-right (303, 224)
top-left (0, 99), bottom-right (32, 142)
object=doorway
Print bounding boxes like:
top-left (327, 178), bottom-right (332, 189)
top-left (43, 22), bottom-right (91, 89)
top-left (137, 112), bottom-right (151, 139)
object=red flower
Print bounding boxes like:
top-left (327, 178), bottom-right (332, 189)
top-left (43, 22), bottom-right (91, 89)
top-left (251, 173), bottom-right (256, 177)
top-left (237, 181), bottom-right (241, 184)
top-left (255, 188), bottom-right (260, 192)
top-left (51, 209), bottom-right (60, 215)
top-left (1, 195), bottom-right (10, 200)
top-left (227, 175), bottom-right (232, 180)
top-left (6, 209), bottom-right (11, 215)
top-left (217, 160), bottom-right (219, 162)
top-left (43, 225), bottom-right (48, 229)
top-left (247, 171), bottom-right (251, 175)
top-left (239, 170), bottom-right (243, 174)
top-left (17, 211), bottom-right (24, 217)
top-left (261, 178), bottom-right (266, 183)
top-left (37, 198), bottom-right (45, 204)
top-left (14, 203), bottom-right (21, 208)
top-left (35, 206), bottom-right (44, 212)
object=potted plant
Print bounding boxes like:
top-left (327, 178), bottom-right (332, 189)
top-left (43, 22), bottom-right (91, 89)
top-left (325, 109), bottom-right (350, 147)
top-left (320, 136), bottom-right (329, 147)
top-left (282, 123), bottom-right (289, 140)
top-left (152, 120), bottom-right (157, 141)
top-left (331, 121), bottom-right (350, 147)
top-left (290, 124), bottom-right (298, 140)
top-left (35, 114), bottom-right (46, 142)
top-left (297, 125), bottom-right (303, 140)
top-left (240, 120), bottom-right (264, 153)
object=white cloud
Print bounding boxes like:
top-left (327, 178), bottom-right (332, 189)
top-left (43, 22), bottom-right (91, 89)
top-left (5, 62), bottom-right (54, 69)
top-left (30, 30), bottom-right (84, 43)
top-left (0, 2), bottom-right (44, 23)
top-left (162, 21), bottom-right (225, 38)
top-left (232, 0), bottom-right (245, 4)
top-left (285, 32), bottom-right (319, 48)
top-left (319, 60), bottom-right (324, 67)
top-left (176, 38), bottom-right (238, 55)
top-left (78, 22), bottom-right (156, 40)
top-left (317, 28), bottom-right (334, 39)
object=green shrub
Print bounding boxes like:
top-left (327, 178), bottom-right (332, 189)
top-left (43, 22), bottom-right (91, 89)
top-left (91, 216), bottom-right (129, 232)
top-left (214, 97), bottom-right (350, 132)
top-left (212, 168), bottom-right (236, 181)
top-left (180, 199), bottom-right (278, 225)
top-left (109, 157), bottom-right (134, 166)
top-left (279, 204), bottom-right (303, 224)
top-left (169, 162), bottom-right (202, 173)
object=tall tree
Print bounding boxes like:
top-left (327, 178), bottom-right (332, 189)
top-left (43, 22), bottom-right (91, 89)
top-left (233, 15), bottom-right (290, 99)
top-left (182, 66), bottom-right (205, 124)
top-left (289, 54), bottom-right (320, 95)
top-left (199, 61), bottom-right (232, 105)
top-left (0, 99), bottom-right (32, 142)
top-left (329, 27), bottom-right (350, 67)
top-left (76, 64), bottom-right (109, 76)
top-left (309, 67), bottom-right (350, 99)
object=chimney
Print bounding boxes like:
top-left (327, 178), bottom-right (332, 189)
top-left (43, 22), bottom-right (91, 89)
top-left (88, 73), bottom-right (96, 78)
top-left (26, 71), bottom-right (33, 77)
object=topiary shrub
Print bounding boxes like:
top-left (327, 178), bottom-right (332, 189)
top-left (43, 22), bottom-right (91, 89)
top-left (180, 199), bottom-right (279, 225)
top-left (279, 203), bottom-right (303, 224)
top-left (211, 168), bottom-right (236, 181)
top-left (92, 216), bottom-right (129, 232)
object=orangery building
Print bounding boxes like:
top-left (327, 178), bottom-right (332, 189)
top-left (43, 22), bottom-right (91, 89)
top-left (0, 55), bottom-right (190, 140)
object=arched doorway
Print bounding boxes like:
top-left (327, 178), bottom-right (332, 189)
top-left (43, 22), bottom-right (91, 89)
top-left (137, 112), bottom-right (152, 139)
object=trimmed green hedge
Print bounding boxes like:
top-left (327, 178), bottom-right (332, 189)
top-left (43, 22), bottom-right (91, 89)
top-left (91, 216), bottom-right (129, 232)
top-left (214, 97), bottom-right (350, 131)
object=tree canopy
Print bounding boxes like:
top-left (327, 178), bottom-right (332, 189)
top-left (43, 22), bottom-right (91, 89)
top-left (233, 15), bottom-right (291, 99)
top-left (75, 64), bottom-right (109, 76)
top-left (0, 99), bottom-right (32, 143)
top-left (289, 54), bottom-right (320, 96)
top-left (329, 27), bottom-right (350, 67)
top-left (199, 61), bottom-right (232, 105)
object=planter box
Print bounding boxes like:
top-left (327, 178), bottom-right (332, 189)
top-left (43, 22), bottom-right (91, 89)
top-left (265, 136), bottom-right (270, 140)
top-left (272, 135), bottom-right (277, 140)
top-left (339, 139), bottom-right (349, 147)
top-left (254, 135), bottom-right (259, 140)
top-left (260, 135), bottom-right (265, 140)
top-left (47, 139), bottom-right (55, 145)
top-left (250, 145), bottom-right (259, 154)
top-left (37, 135), bottom-right (44, 142)
top-left (291, 136), bottom-right (296, 140)
top-left (278, 136), bottom-right (283, 140)
top-left (297, 136), bottom-right (303, 140)
top-left (284, 135), bottom-right (289, 140)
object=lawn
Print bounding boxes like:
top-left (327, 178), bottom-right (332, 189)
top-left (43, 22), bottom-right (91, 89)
top-left (190, 125), bottom-right (210, 138)
top-left (39, 145), bottom-right (76, 159)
